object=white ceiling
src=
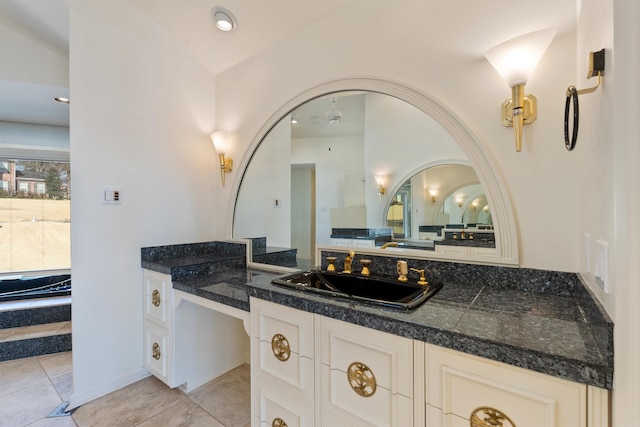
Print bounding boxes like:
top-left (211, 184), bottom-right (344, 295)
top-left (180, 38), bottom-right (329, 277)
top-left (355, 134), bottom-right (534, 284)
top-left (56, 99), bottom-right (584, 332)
top-left (0, 0), bottom-right (577, 129)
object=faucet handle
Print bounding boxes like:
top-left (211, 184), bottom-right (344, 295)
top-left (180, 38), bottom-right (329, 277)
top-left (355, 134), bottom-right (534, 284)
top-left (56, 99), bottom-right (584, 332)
top-left (410, 268), bottom-right (429, 286)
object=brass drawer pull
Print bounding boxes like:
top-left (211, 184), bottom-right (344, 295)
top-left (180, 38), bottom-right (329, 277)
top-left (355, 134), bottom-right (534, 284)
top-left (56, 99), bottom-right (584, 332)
top-left (272, 418), bottom-right (287, 427)
top-left (347, 362), bottom-right (377, 397)
top-left (152, 342), bottom-right (161, 360)
top-left (470, 407), bottom-right (516, 427)
top-left (151, 289), bottom-right (161, 307)
top-left (271, 334), bottom-right (290, 362)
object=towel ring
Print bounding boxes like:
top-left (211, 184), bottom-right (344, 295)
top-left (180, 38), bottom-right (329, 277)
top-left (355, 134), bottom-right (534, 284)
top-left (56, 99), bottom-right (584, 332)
top-left (564, 86), bottom-right (579, 151)
top-left (562, 49), bottom-right (605, 152)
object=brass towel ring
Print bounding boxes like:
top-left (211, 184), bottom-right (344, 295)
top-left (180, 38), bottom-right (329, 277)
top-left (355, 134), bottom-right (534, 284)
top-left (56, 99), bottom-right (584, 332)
top-left (563, 49), bottom-right (605, 152)
top-left (564, 86), bottom-right (579, 151)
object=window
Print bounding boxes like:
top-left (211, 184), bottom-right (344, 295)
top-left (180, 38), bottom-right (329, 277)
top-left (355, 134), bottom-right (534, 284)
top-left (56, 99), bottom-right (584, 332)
top-left (0, 159), bottom-right (71, 273)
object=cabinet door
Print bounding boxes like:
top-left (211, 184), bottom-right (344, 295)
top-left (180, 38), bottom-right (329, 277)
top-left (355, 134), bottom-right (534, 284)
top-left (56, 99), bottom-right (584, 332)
top-left (320, 316), bottom-right (413, 427)
top-left (256, 388), bottom-right (314, 427)
top-left (435, 245), bottom-right (467, 256)
top-left (330, 238), bottom-right (352, 247)
top-left (144, 269), bottom-right (172, 327)
top-left (468, 247), bottom-right (497, 259)
top-left (144, 320), bottom-right (172, 385)
top-left (426, 345), bottom-right (587, 427)
top-left (251, 298), bottom-right (315, 402)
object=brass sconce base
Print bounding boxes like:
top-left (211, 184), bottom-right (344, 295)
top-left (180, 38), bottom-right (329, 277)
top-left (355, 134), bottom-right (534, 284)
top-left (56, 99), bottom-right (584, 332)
top-left (501, 94), bottom-right (537, 127)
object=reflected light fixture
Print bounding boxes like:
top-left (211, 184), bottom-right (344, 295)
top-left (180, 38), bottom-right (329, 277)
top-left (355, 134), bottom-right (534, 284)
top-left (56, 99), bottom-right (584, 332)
top-left (485, 28), bottom-right (556, 152)
top-left (374, 175), bottom-right (389, 200)
top-left (325, 98), bottom-right (343, 125)
top-left (211, 6), bottom-right (237, 32)
top-left (472, 200), bottom-right (479, 211)
top-left (456, 196), bottom-right (464, 208)
top-left (428, 189), bottom-right (438, 204)
top-left (210, 130), bottom-right (233, 186)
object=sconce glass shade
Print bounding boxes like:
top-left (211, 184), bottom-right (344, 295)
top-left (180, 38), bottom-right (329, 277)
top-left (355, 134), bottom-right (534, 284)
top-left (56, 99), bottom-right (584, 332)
top-left (210, 130), bottom-right (229, 154)
top-left (484, 28), bottom-right (556, 87)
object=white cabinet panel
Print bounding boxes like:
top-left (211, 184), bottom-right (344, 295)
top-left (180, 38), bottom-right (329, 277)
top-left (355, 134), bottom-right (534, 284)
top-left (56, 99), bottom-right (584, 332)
top-left (426, 345), bottom-right (586, 427)
top-left (257, 388), bottom-right (314, 427)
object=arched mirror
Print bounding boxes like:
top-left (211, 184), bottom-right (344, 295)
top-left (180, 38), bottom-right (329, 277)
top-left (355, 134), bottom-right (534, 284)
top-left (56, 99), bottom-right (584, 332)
top-left (232, 81), bottom-right (518, 269)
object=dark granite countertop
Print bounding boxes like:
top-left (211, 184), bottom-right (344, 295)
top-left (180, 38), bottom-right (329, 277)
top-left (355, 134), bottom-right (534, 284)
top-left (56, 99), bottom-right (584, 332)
top-left (246, 270), bottom-right (613, 390)
top-left (141, 241), bottom-right (613, 390)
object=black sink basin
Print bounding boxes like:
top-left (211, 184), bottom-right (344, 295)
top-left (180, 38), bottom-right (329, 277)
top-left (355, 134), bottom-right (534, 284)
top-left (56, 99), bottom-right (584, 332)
top-left (271, 270), bottom-right (442, 310)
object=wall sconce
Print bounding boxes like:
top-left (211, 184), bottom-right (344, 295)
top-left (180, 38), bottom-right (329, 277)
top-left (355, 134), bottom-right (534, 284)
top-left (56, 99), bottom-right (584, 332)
top-left (210, 130), bottom-right (233, 186)
top-left (472, 200), bottom-right (479, 211)
top-left (374, 175), bottom-right (389, 199)
top-left (485, 28), bottom-right (556, 152)
top-left (428, 189), bottom-right (438, 204)
top-left (456, 196), bottom-right (464, 208)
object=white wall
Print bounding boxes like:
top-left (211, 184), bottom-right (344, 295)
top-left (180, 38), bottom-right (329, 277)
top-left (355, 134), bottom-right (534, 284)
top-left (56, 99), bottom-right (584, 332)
top-left (577, 0), bottom-right (640, 423)
top-left (216, 6), bottom-right (578, 272)
top-left (68, 1), bottom-right (218, 408)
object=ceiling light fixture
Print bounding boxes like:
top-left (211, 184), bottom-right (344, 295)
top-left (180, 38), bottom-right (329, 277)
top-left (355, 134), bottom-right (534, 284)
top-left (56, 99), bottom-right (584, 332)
top-left (325, 98), bottom-right (342, 125)
top-left (211, 6), bottom-right (237, 32)
top-left (54, 97), bottom-right (70, 104)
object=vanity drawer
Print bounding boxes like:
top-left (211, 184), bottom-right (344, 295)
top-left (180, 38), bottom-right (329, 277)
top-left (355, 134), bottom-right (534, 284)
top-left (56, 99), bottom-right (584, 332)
top-left (255, 337), bottom-right (315, 402)
top-left (320, 316), bottom-right (413, 397)
top-left (426, 345), bottom-right (586, 427)
top-left (144, 320), bottom-right (171, 384)
top-left (435, 245), bottom-right (467, 256)
top-left (256, 388), bottom-right (314, 427)
top-left (321, 364), bottom-right (413, 427)
top-left (143, 269), bottom-right (171, 327)
top-left (319, 316), bottom-right (414, 426)
top-left (251, 298), bottom-right (314, 358)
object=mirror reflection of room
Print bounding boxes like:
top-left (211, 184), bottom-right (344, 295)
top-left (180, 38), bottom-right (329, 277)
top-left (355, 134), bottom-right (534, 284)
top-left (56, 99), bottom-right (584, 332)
top-left (233, 91), bottom-right (491, 268)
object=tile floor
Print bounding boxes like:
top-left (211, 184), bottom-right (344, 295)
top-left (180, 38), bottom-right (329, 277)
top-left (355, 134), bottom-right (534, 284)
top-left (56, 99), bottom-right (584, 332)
top-left (0, 352), bottom-right (251, 427)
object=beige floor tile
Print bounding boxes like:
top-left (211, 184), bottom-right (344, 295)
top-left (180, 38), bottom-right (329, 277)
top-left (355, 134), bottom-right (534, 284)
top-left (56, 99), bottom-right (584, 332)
top-left (0, 381), bottom-right (63, 427)
top-left (135, 399), bottom-right (225, 427)
top-left (0, 356), bottom-right (49, 398)
top-left (39, 351), bottom-right (73, 378)
top-left (187, 364), bottom-right (251, 427)
top-left (29, 416), bottom-right (78, 427)
top-left (51, 372), bottom-right (73, 401)
top-left (72, 376), bottom-right (186, 427)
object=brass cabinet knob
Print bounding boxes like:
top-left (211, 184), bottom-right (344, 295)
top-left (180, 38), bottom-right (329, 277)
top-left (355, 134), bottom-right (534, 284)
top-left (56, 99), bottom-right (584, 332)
top-left (470, 407), bottom-right (516, 427)
top-left (152, 342), bottom-right (161, 360)
top-left (347, 362), bottom-right (377, 397)
top-left (272, 418), bottom-right (287, 427)
top-left (271, 333), bottom-right (291, 362)
top-left (151, 289), bottom-right (161, 307)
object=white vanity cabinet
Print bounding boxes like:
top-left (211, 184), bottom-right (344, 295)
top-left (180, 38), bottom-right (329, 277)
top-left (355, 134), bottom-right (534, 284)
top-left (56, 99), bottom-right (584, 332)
top-left (249, 298), bottom-right (610, 427)
top-left (319, 316), bottom-right (414, 427)
top-left (251, 298), bottom-right (315, 427)
top-left (143, 269), bottom-right (248, 392)
top-left (424, 345), bottom-right (608, 427)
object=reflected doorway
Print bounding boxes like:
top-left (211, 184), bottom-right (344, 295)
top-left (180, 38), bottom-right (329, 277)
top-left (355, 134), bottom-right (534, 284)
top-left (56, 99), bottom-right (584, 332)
top-left (291, 165), bottom-right (315, 269)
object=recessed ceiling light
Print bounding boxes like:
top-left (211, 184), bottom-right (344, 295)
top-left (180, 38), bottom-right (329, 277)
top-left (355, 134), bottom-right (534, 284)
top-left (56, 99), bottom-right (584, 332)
top-left (54, 97), bottom-right (70, 104)
top-left (211, 7), bottom-right (237, 32)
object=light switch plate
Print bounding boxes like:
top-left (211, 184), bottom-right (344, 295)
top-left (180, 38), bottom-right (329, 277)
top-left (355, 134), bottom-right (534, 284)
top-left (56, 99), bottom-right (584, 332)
top-left (102, 187), bottom-right (121, 205)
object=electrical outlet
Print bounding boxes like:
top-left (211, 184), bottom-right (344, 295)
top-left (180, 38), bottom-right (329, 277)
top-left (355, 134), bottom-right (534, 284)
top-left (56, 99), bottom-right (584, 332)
top-left (595, 240), bottom-right (609, 293)
top-left (102, 187), bottom-right (121, 205)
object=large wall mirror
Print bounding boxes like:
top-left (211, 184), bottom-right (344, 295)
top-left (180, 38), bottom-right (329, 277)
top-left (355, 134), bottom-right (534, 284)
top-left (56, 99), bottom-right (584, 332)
top-left (232, 80), bottom-right (518, 269)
